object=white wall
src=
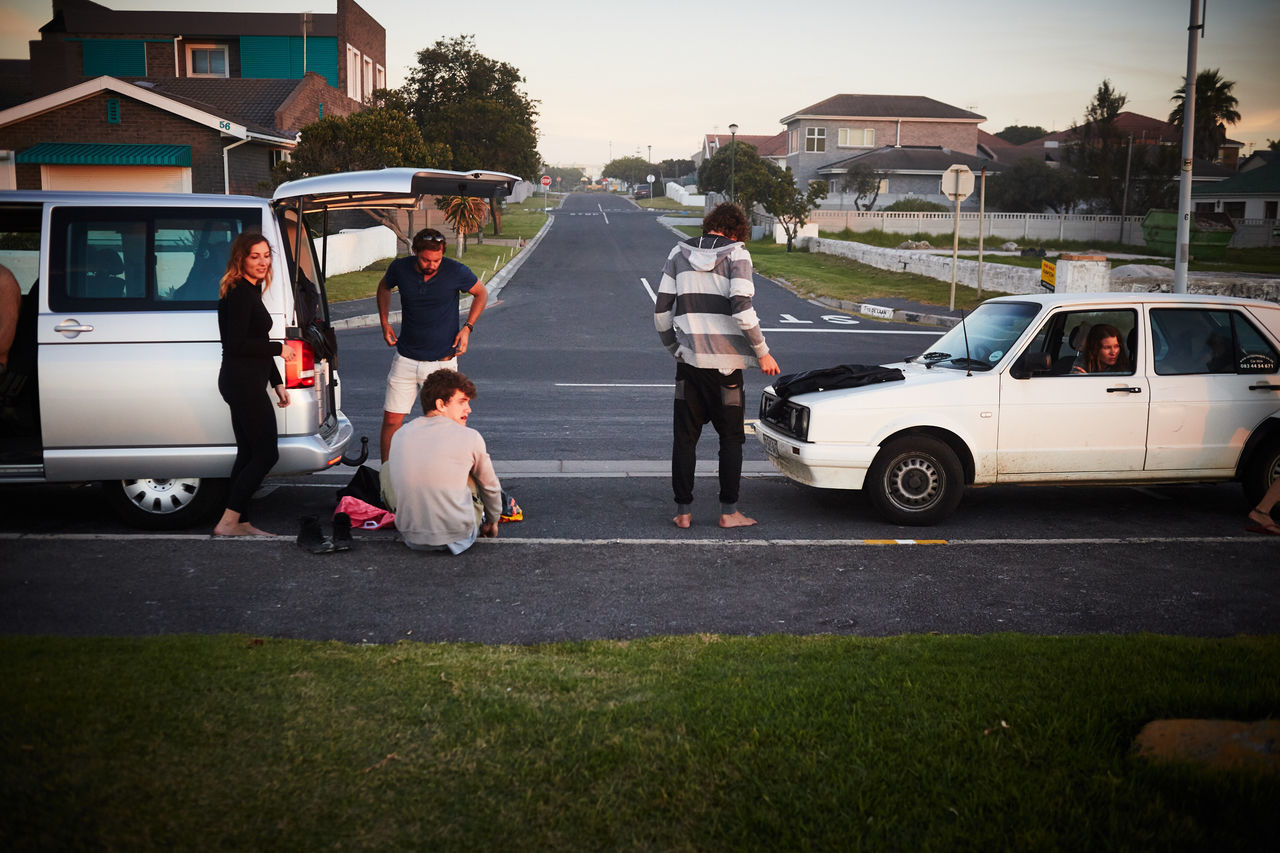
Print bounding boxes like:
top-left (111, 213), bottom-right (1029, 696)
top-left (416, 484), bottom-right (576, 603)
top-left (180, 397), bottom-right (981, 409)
top-left (321, 225), bottom-right (398, 276)
top-left (666, 182), bottom-right (705, 207)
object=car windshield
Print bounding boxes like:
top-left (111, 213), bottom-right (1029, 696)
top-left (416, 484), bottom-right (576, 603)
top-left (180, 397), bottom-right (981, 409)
top-left (912, 301), bottom-right (1041, 370)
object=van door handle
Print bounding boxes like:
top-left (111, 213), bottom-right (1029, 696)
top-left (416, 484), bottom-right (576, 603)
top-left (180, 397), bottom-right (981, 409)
top-left (54, 319), bottom-right (95, 336)
top-left (1105, 386), bottom-right (1142, 393)
top-left (1249, 383), bottom-right (1278, 392)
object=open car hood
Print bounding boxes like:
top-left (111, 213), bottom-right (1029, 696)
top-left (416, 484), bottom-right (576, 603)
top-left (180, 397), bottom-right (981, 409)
top-left (272, 167), bottom-right (522, 212)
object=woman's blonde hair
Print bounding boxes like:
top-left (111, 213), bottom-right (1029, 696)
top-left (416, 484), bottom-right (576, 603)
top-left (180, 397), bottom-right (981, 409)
top-left (219, 232), bottom-right (273, 298)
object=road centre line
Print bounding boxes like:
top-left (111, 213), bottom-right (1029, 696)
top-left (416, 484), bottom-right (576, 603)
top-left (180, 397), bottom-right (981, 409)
top-left (640, 276), bottom-right (657, 302)
top-left (1, 533), bottom-right (1269, 547)
top-left (597, 203), bottom-right (609, 225)
top-left (555, 383), bottom-right (672, 387)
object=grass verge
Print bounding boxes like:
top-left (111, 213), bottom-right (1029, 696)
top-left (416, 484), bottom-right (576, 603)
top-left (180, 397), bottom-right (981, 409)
top-left (2, 633), bottom-right (1276, 850)
top-left (324, 243), bottom-right (527, 304)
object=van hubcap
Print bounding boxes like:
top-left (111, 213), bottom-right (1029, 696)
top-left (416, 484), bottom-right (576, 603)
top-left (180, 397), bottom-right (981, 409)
top-left (120, 478), bottom-right (201, 515)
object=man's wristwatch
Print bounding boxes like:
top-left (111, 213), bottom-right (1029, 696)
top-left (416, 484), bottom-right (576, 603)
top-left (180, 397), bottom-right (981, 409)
top-left (463, 322), bottom-right (475, 332)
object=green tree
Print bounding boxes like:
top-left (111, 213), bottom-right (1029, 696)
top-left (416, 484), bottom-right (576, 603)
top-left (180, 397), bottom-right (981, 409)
top-left (740, 165), bottom-right (828, 252)
top-left (1268, 139), bottom-right (1280, 152)
top-left (697, 142), bottom-right (773, 204)
top-left (602, 156), bottom-right (651, 188)
top-left (395, 35), bottom-right (541, 182)
top-left (436, 195), bottom-right (489, 257)
top-left (985, 158), bottom-right (1076, 213)
top-left (838, 163), bottom-right (888, 210)
top-left (994, 125), bottom-right (1048, 145)
top-left (882, 198), bottom-right (949, 212)
top-left (1169, 68), bottom-right (1242, 163)
top-left (1061, 80), bottom-right (1132, 214)
top-left (273, 108), bottom-right (449, 244)
top-left (544, 166), bottom-right (584, 191)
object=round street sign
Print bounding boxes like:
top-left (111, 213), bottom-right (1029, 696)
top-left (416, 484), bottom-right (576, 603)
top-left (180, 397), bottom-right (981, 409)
top-left (647, 174), bottom-right (655, 183)
top-left (942, 165), bottom-right (974, 201)
top-left (540, 175), bottom-right (552, 187)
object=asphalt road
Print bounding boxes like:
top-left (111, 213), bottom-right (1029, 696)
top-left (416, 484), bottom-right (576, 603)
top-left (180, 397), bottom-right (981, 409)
top-left (2, 193), bottom-right (1277, 642)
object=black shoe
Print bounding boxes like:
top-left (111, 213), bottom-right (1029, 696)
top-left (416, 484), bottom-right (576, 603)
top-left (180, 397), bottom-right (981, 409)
top-left (296, 515), bottom-right (335, 554)
top-left (332, 512), bottom-right (353, 551)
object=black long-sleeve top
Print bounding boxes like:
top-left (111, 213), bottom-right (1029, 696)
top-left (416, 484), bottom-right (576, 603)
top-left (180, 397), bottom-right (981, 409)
top-left (218, 277), bottom-right (283, 387)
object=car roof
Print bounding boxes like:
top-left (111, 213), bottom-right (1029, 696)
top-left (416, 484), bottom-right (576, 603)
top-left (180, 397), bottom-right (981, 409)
top-left (0, 190), bottom-right (266, 206)
top-left (985, 291), bottom-right (1279, 310)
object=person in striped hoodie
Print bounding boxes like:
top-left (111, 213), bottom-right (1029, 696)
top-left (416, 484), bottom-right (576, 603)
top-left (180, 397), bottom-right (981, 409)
top-left (655, 202), bottom-right (781, 529)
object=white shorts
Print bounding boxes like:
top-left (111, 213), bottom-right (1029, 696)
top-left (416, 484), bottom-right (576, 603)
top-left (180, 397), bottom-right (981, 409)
top-left (383, 352), bottom-right (458, 414)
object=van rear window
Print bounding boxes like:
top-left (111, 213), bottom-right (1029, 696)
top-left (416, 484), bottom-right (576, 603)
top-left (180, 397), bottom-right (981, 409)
top-left (49, 207), bottom-right (263, 311)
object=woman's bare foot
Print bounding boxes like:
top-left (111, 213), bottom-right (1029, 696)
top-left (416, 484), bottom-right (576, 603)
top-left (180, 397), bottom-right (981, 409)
top-left (719, 511), bottom-right (757, 528)
top-left (673, 513), bottom-right (692, 529)
top-left (213, 520), bottom-right (273, 537)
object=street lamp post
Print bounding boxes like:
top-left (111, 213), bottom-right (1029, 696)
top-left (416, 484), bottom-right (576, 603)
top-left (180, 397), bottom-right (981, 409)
top-left (728, 123), bottom-right (738, 204)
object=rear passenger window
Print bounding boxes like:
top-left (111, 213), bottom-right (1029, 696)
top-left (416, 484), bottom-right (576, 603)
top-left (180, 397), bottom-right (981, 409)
top-left (1151, 308), bottom-right (1279, 375)
top-left (49, 208), bottom-right (261, 311)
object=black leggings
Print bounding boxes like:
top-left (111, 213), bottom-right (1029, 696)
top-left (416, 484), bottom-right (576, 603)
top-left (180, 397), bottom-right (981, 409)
top-left (219, 363), bottom-right (279, 518)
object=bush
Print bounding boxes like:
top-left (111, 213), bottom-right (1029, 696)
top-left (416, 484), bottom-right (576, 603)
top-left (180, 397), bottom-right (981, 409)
top-left (882, 198), bottom-right (950, 212)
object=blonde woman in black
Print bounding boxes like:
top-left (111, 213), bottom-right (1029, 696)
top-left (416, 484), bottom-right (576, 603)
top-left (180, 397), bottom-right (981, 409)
top-left (213, 233), bottom-right (295, 536)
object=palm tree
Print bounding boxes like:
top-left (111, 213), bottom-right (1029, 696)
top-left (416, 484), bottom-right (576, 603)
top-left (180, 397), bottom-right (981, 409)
top-left (1169, 68), bottom-right (1241, 163)
top-left (438, 196), bottom-right (489, 257)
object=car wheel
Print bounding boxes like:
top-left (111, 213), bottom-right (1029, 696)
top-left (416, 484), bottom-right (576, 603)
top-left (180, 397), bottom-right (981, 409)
top-left (866, 436), bottom-right (964, 525)
top-left (1243, 438), bottom-right (1280, 506)
top-left (103, 477), bottom-right (228, 530)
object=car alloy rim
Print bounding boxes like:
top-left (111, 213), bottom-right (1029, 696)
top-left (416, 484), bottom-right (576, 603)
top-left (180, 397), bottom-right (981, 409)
top-left (886, 455), bottom-right (941, 509)
top-left (120, 478), bottom-right (202, 515)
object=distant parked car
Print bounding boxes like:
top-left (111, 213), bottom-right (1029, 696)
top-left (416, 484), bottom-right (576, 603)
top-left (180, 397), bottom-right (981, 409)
top-left (757, 292), bottom-right (1280, 525)
top-left (633, 183), bottom-right (651, 200)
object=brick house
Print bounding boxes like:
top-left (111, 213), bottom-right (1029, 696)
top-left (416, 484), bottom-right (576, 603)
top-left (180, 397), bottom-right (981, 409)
top-left (0, 0), bottom-right (385, 194)
top-left (779, 93), bottom-right (992, 210)
top-left (694, 131), bottom-right (787, 169)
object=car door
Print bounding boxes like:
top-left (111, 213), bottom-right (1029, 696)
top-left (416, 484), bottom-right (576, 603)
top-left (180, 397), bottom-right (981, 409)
top-left (1145, 306), bottom-right (1280, 473)
top-left (997, 307), bottom-right (1149, 476)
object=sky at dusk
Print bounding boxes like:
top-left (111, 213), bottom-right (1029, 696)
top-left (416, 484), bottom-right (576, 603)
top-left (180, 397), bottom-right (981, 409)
top-left (2, 0), bottom-right (1278, 173)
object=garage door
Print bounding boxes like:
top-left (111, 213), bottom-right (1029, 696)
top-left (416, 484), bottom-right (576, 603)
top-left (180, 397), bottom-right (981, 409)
top-left (41, 165), bottom-right (192, 193)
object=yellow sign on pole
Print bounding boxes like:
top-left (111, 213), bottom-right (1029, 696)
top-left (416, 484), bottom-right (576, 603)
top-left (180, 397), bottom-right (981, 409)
top-left (1040, 259), bottom-right (1056, 291)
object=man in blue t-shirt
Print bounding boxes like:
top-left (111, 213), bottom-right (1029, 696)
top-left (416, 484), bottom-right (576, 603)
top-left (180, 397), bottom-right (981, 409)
top-left (376, 228), bottom-right (487, 461)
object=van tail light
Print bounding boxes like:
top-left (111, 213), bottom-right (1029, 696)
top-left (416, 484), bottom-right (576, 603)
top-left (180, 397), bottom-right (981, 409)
top-left (283, 339), bottom-right (315, 388)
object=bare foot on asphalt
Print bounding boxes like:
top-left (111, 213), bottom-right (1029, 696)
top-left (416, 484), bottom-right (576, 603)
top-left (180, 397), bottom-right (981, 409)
top-left (213, 521), bottom-right (273, 537)
top-left (672, 513), bottom-right (692, 529)
top-left (719, 512), bottom-right (757, 528)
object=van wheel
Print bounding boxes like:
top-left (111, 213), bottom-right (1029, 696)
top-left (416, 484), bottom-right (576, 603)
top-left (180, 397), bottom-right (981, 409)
top-left (1243, 438), bottom-right (1280, 506)
top-left (103, 477), bottom-right (228, 530)
top-left (866, 437), bottom-right (964, 526)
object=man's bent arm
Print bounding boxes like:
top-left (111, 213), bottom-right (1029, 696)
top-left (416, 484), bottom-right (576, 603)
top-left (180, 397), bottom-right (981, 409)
top-left (376, 276), bottom-right (396, 346)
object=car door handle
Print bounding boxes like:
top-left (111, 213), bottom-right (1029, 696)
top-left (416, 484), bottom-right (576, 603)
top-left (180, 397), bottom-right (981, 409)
top-left (1105, 386), bottom-right (1142, 393)
top-left (54, 319), bottom-right (95, 336)
top-left (1248, 383), bottom-right (1279, 392)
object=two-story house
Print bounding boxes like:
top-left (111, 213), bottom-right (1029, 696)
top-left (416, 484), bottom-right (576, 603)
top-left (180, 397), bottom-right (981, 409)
top-left (780, 93), bottom-right (995, 209)
top-left (0, 0), bottom-right (385, 194)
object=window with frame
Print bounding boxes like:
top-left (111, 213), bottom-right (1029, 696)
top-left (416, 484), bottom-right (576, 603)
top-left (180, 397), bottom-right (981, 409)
top-left (346, 45), bottom-right (362, 100)
top-left (838, 127), bottom-right (875, 147)
top-left (787, 128), bottom-right (799, 154)
top-left (362, 56), bottom-right (374, 103)
top-left (1151, 308), bottom-right (1279, 375)
top-left (805, 127), bottom-right (826, 153)
top-left (186, 44), bottom-right (228, 77)
top-left (1023, 309), bottom-right (1138, 376)
top-left (49, 208), bottom-right (262, 311)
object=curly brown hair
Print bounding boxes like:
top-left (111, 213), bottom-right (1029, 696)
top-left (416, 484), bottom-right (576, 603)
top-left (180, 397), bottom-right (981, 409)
top-left (701, 202), bottom-right (750, 242)
top-left (218, 232), bottom-right (272, 298)
top-left (420, 368), bottom-right (477, 413)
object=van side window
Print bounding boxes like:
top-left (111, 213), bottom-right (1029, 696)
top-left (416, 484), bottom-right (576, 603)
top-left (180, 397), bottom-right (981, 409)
top-left (1152, 308), bottom-right (1279, 375)
top-left (49, 208), bottom-right (261, 311)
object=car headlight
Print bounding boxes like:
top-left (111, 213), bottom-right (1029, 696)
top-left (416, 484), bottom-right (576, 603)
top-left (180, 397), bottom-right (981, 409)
top-left (760, 391), bottom-right (810, 441)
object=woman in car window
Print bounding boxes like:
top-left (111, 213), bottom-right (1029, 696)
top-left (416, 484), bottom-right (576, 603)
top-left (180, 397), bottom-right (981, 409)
top-left (213, 232), bottom-right (296, 536)
top-left (1071, 324), bottom-right (1131, 374)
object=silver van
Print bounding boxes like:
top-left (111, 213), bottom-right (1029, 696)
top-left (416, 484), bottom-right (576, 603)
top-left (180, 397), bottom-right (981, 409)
top-left (0, 168), bottom-right (519, 528)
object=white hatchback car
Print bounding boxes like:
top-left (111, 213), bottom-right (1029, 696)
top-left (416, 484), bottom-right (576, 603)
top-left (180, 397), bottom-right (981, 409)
top-left (756, 292), bottom-right (1280, 525)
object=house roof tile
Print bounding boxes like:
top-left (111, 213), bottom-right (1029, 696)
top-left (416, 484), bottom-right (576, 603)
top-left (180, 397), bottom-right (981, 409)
top-left (781, 94), bottom-right (984, 124)
top-left (42, 0), bottom-right (336, 38)
top-left (1191, 160), bottom-right (1280, 196)
top-left (143, 77), bottom-right (304, 136)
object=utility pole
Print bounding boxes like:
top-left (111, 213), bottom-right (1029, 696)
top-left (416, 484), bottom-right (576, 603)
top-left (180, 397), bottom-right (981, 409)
top-left (1174, 0), bottom-right (1203, 294)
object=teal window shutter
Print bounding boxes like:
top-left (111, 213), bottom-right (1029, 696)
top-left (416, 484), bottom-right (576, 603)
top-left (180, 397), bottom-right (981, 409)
top-left (305, 37), bottom-right (338, 87)
top-left (241, 35), bottom-right (337, 85)
top-left (82, 40), bottom-right (147, 77)
top-left (106, 99), bottom-right (120, 124)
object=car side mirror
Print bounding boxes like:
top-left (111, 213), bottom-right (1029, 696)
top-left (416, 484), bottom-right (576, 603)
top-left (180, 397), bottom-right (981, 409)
top-left (1011, 351), bottom-right (1052, 379)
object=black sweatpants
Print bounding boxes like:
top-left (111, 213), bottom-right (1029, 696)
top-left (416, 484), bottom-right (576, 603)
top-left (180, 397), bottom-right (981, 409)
top-left (219, 361), bottom-right (279, 518)
top-left (671, 362), bottom-right (745, 508)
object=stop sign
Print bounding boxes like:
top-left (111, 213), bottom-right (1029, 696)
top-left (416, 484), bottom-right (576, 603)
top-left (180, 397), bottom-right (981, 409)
top-left (540, 175), bottom-right (551, 187)
top-left (942, 165), bottom-right (974, 201)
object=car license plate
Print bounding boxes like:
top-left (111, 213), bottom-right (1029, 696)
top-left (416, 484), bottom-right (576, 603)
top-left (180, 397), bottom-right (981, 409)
top-left (762, 434), bottom-right (779, 457)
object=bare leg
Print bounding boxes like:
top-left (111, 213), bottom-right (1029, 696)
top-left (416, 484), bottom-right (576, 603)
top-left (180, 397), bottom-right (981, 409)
top-left (1247, 477), bottom-right (1280, 534)
top-left (719, 511), bottom-right (757, 528)
top-left (672, 513), bottom-right (691, 529)
top-left (213, 508), bottom-right (272, 537)
top-left (380, 411), bottom-right (407, 463)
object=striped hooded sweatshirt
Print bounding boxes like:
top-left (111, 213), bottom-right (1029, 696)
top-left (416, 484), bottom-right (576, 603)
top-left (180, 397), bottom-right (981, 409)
top-left (654, 235), bottom-right (770, 370)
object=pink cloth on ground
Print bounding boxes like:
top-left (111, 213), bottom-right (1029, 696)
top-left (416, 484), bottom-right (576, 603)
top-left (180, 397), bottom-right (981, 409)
top-left (335, 495), bottom-right (396, 530)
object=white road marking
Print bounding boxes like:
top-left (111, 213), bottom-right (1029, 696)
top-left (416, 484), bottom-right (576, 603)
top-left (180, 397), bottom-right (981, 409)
top-left (555, 383), bottom-right (673, 387)
top-left (640, 276), bottom-right (657, 302)
top-left (598, 204), bottom-right (609, 224)
top-left (761, 328), bottom-right (941, 335)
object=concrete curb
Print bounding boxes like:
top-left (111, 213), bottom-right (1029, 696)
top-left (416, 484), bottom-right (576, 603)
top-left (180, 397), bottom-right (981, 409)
top-left (330, 213), bottom-right (557, 332)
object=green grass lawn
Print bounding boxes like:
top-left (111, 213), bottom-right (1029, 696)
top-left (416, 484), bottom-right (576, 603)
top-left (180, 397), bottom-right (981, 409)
top-left (2, 633), bottom-right (1275, 849)
top-left (639, 196), bottom-right (704, 213)
top-left (323, 242), bottom-right (524, 305)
